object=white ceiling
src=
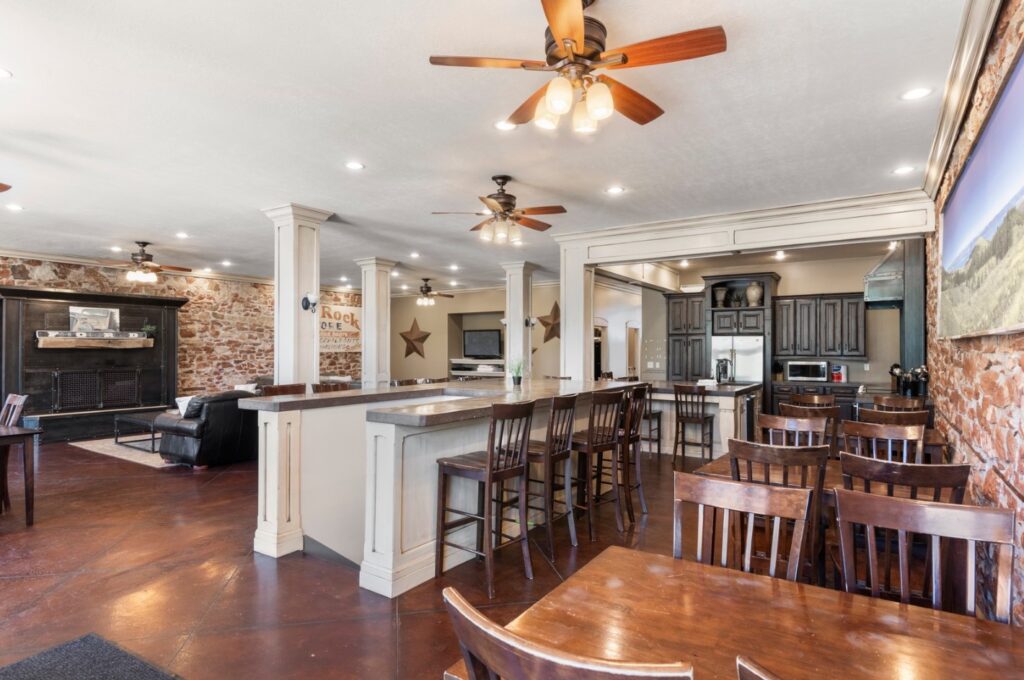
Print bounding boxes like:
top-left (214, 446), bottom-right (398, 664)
top-left (0, 1), bottom-right (966, 290)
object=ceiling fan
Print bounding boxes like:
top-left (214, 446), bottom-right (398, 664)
top-left (98, 241), bottom-right (192, 282)
top-left (432, 175), bottom-right (566, 244)
top-left (429, 0), bottom-right (726, 131)
top-left (416, 278), bottom-right (454, 306)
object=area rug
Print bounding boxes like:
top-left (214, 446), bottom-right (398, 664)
top-left (70, 438), bottom-right (179, 469)
top-left (0, 634), bottom-right (178, 679)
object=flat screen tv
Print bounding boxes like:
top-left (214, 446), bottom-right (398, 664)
top-left (463, 330), bottom-right (502, 359)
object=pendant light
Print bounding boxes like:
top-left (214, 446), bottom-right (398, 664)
top-left (586, 81), bottom-right (614, 120)
top-left (545, 76), bottom-right (574, 115)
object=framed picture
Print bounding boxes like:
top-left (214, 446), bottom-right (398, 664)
top-left (939, 47), bottom-right (1024, 339)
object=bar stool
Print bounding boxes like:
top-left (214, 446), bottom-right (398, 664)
top-left (571, 390), bottom-right (625, 539)
top-left (435, 401), bottom-right (536, 599)
top-left (672, 385), bottom-right (714, 466)
top-left (525, 394), bottom-right (578, 559)
top-left (619, 384), bottom-right (649, 521)
top-left (640, 387), bottom-right (662, 457)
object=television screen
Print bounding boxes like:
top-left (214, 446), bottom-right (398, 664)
top-left (463, 330), bottom-right (502, 359)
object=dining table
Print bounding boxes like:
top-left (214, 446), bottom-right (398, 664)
top-left (0, 425), bottom-right (40, 526)
top-left (443, 546), bottom-right (1023, 679)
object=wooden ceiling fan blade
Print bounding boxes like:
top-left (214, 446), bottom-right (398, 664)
top-left (432, 211), bottom-right (488, 215)
top-left (514, 216), bottom-right (551, 231)
top-left (601, 26), bottom-right (726, 69)
top-left (469, 218), bottom-right (493, 232)
top-left (478, 196), bottom-right (504, 213)
top-left (96, 259), bottom-right (129, 267)
top-left (519, 205), bottom-right (566, 215)
top-left (156, 264), bottom-right (192, 272)
top-left (435, 293), bottom-right (456, 298)
top-left (541, 0), bottom-right (584, 57)
top-left (506, 83), bottom-right (548, 125)
top-left (0, 183), bottom-right (10, 193)
top-left (597, 75), bottom-right (664, 125)
top-left (429, 56), bottom-right (546, 69)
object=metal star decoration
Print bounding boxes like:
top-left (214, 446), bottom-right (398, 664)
top-left (537, 301), bottom-right (560, 343)
top-left (400, 318), bottom-right (431, 358)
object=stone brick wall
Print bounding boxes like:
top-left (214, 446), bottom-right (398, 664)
top-left (927, 0), bottom-right (1024, 624)
top-left (0, 256), bottom-right (361, 394)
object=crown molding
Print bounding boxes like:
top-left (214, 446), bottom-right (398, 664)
top-left (923, 0), bottom-right (1002, 198)
top-left (261, 203), bottom-right (334, 226)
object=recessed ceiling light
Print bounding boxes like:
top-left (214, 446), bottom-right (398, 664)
top-left (449, 264), bottom-right (459, 271)
top-left (400, 284), bottom-right (409, 291)
top-left (110, 246), bottom-right (123, 253)
top-left (450, 280), bottom-right (458, 286)
top-left (774, 250), bottom-right (786, 260)
top-left (604, 185), bottom-right (625, 195)
top-left (410, 252), bottom-right (420, 259)
top-left (0, 69), bottom-right (12, 79)
top-left (679, 259), bottom-right (689, 267)
top-left (344, 284), bottom-right (353, 290)
top-left (202, 267), bottom-right (212, 273)
top-left (5, 203), bottom-right (23, 212)
top-left (175, 231), bottom-right (189, 239)
top-left (221, 260), bottom-right (232, 267)
top-left (892, 166), bottom-right (915, 175)
top-left (900, 87), bottom-right (933, 101)
top-left (339, 275), bottom-right (348, 282)
top-left (494, 120), bottom-right (516, 131)
top-left (345, 161), bottom-right (365, 171)
top-left (391, 270), bottom-right (399, 277)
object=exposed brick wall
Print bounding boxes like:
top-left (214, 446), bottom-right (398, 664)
top-left (927, 0), bottom-right (1024, 624)
top-left (0, 256), bottom-right (361, 394)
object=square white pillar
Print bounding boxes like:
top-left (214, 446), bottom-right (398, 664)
top-left (501, 261), bottom-right (535, 379)
top-left (356, 257), bottom-right (396, 387)
top-left (559, 244), bottom-right (594, 381)
top-left (263, 203), bottom-right (333, 386)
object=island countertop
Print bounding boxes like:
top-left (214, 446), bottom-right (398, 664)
top-left (647, 381), bottom-right (763, 397)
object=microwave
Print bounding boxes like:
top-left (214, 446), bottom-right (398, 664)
top-left (785, 361), bottom-right (830, 382)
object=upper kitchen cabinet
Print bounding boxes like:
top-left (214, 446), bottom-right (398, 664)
top-left (667, 294), bottom-right (704, 334)
top-left (704, 273), bottom-right (780, 337)
top-left (774, 293), bottom-right (866, 359)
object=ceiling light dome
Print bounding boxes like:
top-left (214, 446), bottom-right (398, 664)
top-left (545, 76), bottom-right (574, 115)
top-left (573, 100), bottom-right (597, 134)
top-left (533, 99), bottom-right (559, 130)
top-left (586, 81), bottom-right (613, 120)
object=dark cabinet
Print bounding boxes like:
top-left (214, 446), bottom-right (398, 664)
top-left (668, 294), bottom-right (704, 334)
top-left (774, 299), bottom-right (796, 356)
top-left (686, 335), bottom-right (706, 380)
top-left (794, 299), bottom-right (817, 355)
top-left (818, 298), bottom-right (843, 356)
top-left (775, 294), bottom-right (863, 359)
top-left (842, 297), bottom-right (866, 358)
top-left (685, 296), bottom-right (705, 333)
top-left (668, 298), bottom-right (687, 334)
top-left (738, 310), bottom-right (764, 335)
top-left (772, 383), bottom-right (859, 420)
top-left (712, 310), bottom-right (738, 334)
top-left (668, 334), bottom-right (705, 381)
top-left (668, 336), bottom-right (686, 380)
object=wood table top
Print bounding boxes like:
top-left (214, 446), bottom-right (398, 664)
top-left (0, 425), bottom-right (42, 438)
top-left (444, 546), bottom-right (1022, 680)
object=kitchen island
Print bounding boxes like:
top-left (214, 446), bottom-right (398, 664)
top-left (646, 381), bottom-right (763, 458)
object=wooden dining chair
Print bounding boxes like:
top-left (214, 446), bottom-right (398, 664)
top-left (873, 394), bottom-right (926, 411)
top-left (756, 413), bottom-right (827, 447)
top-left (261, 383), bottom-right (306, 396)
top-left (0, 394), bottom-right (29, 512)
top-left (788, 393), bottom-right (835, 407)
top-left (311, 382), bottom-right (349, 393)
top-left (672, 472), bottom-right (812, 582)
top-left (572, 390), bottom-right (625, 538)
top-left (442, 587), bottom-right (694, 679)
top-left (729, 439), bottom-right (829, 582)
top-left (842, 420), bottom-right (924, 464)
top-left (436, 401), bottom-right (536, 599)
top-left (858, 408), bottom-right (929, 427)
top-left (673, 384), bottom-right (714, 465)
top-left (835, 488), bottom-right (1016, 622)
top-left (736, 656), bottom-right (782, 680)
top-left (779, 403), bottom-right (840, 458)
top-left (525, 394), bottom-right (578, 559)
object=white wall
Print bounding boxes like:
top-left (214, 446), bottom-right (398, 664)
top-left (594, 277), bottom-right (643, 379)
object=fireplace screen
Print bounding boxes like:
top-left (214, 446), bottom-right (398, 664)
top-left (52, 369), bottom-right (141, 412)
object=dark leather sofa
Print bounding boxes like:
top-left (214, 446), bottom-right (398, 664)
top-left (155, 390), bottom-right (256, 467)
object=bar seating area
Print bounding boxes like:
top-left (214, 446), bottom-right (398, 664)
top-left (3, 2), bottom-right (1024, 678)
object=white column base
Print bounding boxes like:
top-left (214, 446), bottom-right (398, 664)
top-left (254, 527), bottom-right (304, 558)
top-left (253, 409), bottom-right (304, 558)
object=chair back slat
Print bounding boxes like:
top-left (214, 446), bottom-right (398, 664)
top-left (488, 401), bottom-right (535, 473)
top-left (779, 403), bottom-right (840, 457)
top-left (873, 394), bottom-right (926, 412)
top-left (587, 390), bottom-right (624, 449)
top-left (789, 393), bottom-right (835, 407)
top-left (839, 453), bottom-right (969, 503)
top-left (757, 413), bottom-right (827, 447)
top-left (673, 384), bottom-right (707, 421)
top-left (842, 420), bottom-right (924, 464)
top-left (262, 383), bottom-right (306, 396)
top-left (835, 488), bottom-right (1016, 622)
top-left (625, 384), bottom-right (648, 439)
top-left (0, 394), bottom-right (29, 427)
top-left (443, 587), bottom-right (694, 679)
top-left (673, 472), bottom-right (812, 582)
top-left (544, 394), bottom-right (577, 457)
top-left (312, 382), bottom-right (349, 393)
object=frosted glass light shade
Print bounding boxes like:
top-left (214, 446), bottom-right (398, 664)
top-left (494, 219), bottom-right (509, 243)
top-left (586, 81), bottom-right (613, 120)
top-left (509, 222), bottom-right (523, 244)
top-left (126, 269), bottom-right (157, 283)
top-left (572, 100), bottom-right (597, 134)
top-left (545, 76), bottom-right (574, 115)
top-left (479, 221), bottom-right (495, 242)
top-left (533, 99), bottom-right (558, 130)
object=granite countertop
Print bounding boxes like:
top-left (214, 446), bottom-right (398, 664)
top-left (648, 381), bottom-right (763, 397)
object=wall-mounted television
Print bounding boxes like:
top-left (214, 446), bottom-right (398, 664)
top-left (463, 330), bottom-right (502, 359)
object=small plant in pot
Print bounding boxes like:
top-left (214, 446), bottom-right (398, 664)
top-left (509, 359), bottom-right (524, 387)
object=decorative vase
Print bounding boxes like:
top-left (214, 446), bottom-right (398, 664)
top-left (745, 281), bottom-right (764, 307)
top-left (512, 375), bottom-right (522, 387)
top-left (713, 287), bottom-right (728, 308)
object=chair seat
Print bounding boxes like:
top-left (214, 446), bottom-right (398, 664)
top-left (571, 429), bottom-right (617, 449)
top-left (437, 450), bottom-right (489, 471)
top-left (677, 414), bottom-right (714, 424)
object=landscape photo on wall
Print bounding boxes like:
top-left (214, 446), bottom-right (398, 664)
top-left (940, 49), bottom-right (1024, 338)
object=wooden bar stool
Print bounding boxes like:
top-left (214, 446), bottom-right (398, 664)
top-left (672, 385), bottom-right (714, 465)
top-left (571, 390), bottom-right (624, 540)
top-left (525, 394), bottom-right (578, 559)
top-left (640, 386), bottom-right (662, 457)
top-left (595, 385), bottom-right (649, 525)
top-left (435, 401), bottom-right (536, 599)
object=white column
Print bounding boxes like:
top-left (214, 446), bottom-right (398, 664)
top-left (559, 244), bottom-right (594, 381)
top-left (356, 257), bottom-right (396, 387)
top-left (501, 261), bottom-right (535, 379)
top-left (253, 409), bottom-right (303, 557)
top-left (263, 203), bottom-right (333, 386)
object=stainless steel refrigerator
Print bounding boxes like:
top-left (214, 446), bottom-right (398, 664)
top-left (710, 335), bottom-right (764, 383)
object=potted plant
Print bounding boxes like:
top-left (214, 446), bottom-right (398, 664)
top-left (509, 359), bottom-right (524, 387)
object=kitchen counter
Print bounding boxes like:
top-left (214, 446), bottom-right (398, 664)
top-left (648, 380), bottom-right (762, 397)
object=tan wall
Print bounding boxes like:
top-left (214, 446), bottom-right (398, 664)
top-left (926, 0), bottom-right (1024, 625)
top-left (594, 279), bottom-right (643, 379)
top-left (0, 256), bottom-right (361, 394)
top-left (677, 256), bottom-right (881, 296)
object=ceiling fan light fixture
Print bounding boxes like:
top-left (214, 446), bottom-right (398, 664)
top-left (572, 100), bottom-right (597, 134)
top-left (509, 222), bottom-right (523, 245)
top-left (494, 219), bottom-right (510, 243)
top-left (586, 81), bottom-right (614, 121)
top-left (533, 100), bottom-right (559, 130)
top-left (126, 269), bottom-right (158, 283)
top-left (545, 76), bottom-right (574, 116)
top-left (479, 220), bottom-right (495, 242)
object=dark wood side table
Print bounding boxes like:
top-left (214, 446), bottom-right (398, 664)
top-left (0, 425), bottom-right (41, 526)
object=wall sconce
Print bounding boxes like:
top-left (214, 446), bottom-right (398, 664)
top-left (301, 291), bottom-right (319, 313)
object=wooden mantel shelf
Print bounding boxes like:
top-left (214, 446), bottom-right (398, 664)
top-left (37, 337), bottom-right (154, 350)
